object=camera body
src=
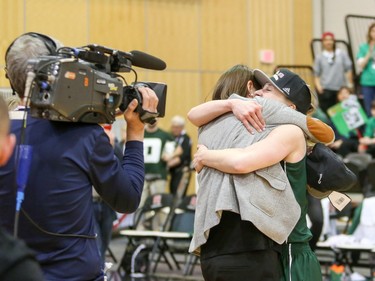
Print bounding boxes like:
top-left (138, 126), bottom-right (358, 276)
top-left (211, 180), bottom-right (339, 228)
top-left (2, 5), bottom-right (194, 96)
top-left (27, 45), bottom-right (167, 124)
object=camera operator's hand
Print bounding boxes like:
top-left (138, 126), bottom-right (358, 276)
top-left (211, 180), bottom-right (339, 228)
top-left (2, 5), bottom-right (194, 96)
top-left (138, 86), bottom-right (158, 114)
top-left (124, 86), bottom-right (158, 141)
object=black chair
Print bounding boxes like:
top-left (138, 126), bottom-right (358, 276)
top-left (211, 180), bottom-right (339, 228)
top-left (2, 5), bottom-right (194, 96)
top-left (329, 200), bottom-right (355, 235)
top-left (343, 153), bottom-right (372, 195)
top-left (174, 166), bottom-right (193, 205)
top-left (365, 160), bottom-right (375, 196)
top-left (116, 193), bottom-right (174, 278)
top-left (151, 194), bottom-right (197, 275)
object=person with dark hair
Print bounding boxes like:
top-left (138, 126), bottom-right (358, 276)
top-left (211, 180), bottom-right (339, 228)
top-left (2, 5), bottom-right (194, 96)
top-left (327, 86), bottom-right (361, 157)
top-left (357, 22), bottom-right (375, 116)
top-left (0, 32), bottom-right (158, 281)
top-left (314, 31), bottom-right (353, 115)
top-left (142, 120), bottom-right (177, 200)
top-left (188, 65), bottom-right (332, 281)
top-left (0, 96), bottom-right (44, 281)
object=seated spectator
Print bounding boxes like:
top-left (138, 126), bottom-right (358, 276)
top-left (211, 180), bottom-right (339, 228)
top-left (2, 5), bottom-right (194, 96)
top-left (142, 119), bottom-right (181, 202)
top-left (327, 86), bottom-right (361, 157)
top-left (356, 22), bottom-right (375, 117)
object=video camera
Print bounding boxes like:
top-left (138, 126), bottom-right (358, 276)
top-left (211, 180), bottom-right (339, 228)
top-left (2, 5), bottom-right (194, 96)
top-left (26, 44), bottom-right (167, 124)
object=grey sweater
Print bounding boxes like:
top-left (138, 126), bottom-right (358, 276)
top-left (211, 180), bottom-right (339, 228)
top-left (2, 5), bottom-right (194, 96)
top-left (189, 96), bottom-right (319, 255)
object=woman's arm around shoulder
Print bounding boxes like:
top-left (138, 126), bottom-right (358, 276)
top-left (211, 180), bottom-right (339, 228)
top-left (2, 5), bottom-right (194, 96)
top-left (193, 124), bottom-right (305, 174)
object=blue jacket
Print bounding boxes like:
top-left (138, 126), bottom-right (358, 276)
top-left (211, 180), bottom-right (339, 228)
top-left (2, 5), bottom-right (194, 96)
top-left (0, 110), bottom-right (144, 281)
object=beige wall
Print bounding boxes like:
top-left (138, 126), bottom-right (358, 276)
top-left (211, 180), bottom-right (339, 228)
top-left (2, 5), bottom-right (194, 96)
top-left (313, 0), bottom-right (375, 40)
top-left (0, 0), bottom-right (313, 193)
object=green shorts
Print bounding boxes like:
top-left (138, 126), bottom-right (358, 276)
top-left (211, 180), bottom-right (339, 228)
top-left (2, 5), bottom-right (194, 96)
top-left (280, 242), bottom-right (322, 281)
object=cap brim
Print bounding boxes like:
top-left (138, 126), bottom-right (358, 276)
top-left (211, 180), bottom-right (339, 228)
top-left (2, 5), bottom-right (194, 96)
top-left (307, 185), bottom-right (332, 199)
top-left (254, 69), bottom-right (285, 96)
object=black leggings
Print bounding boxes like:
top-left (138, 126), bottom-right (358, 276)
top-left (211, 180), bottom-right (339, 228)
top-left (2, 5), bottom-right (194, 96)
top-left (307, 194), bottom-right (323, 251)
top-left (200, 249), bottom-right (281, 281)
top-left (318, 89), bottom-right (338, 115)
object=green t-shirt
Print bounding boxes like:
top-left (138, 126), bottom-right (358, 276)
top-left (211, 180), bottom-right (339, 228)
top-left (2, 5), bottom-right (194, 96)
top-left (144, 128), bottom-right (174, 180)
top-left (364, 117), bottom-right (375, 138)
top-left (285, 158), bottom-right (312, 243)
top-left (357, 43), bottom-right (375, 86)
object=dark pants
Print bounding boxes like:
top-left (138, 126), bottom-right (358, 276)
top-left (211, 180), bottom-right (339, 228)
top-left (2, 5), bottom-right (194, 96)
top-left (361, 85), bottom-right (375, 116)
top-left (169, 167), bottom-right (184, 195)
top-left (200, 250), bottom-right (281, 281)
top-left (169, 166), bottom-right (191, 196)
top-left (307, 194), bottom-right (323, 251)
top-left (93, 200), bottom-right (116, 262)
top-left (318, 89), bottom-right (338, 116)
top-left (332, 138), bottom-right (359, 158)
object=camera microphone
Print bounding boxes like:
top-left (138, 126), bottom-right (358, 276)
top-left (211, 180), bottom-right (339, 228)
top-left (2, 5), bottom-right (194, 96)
top-left (80, 45), bottom-right (166, 71)
top-left (129, 50), bottom-right (167, 70)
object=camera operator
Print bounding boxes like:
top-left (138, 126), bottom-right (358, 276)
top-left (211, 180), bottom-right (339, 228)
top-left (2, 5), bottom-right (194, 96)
top-left (0, 32), bottom-right (158, 281)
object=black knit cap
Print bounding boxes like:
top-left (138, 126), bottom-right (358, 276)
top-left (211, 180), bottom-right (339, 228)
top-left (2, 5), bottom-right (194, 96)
top-left (254, 68), bottom-right (312, 114)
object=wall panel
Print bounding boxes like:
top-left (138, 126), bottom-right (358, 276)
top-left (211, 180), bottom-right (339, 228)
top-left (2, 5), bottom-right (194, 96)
top-left (248, 0), bottom-right (294, 74)
top-left (145, 71), bottom-right (200, 134)
top-left (89, 0), bottom-right (146, 51)
top-left (201, 0), bottom-right (249, 71)
top-left (25, 0), bottom-right (88, 46)
top-left (0, 0), bottom-right (24, 87)
top-left (0, 0), bottom-right (314, 93)
top-left (201, 72), bottom-right (221, 101)
top-left (293, 0), bottom-right (313, 65)
top-left (147, 0), bottom-right (200, 70)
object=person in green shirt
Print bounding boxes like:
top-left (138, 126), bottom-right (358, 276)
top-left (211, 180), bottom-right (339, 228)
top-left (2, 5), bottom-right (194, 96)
top-left (356, 22), bottom-right (375, 116)
top-left (359, 100), bottom-right (375, 157)
top-left (142, 120), bottom-right (181, 204)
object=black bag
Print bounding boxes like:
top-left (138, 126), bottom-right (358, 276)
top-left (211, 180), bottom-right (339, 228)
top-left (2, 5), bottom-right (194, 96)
top-left (306, 143), bottom-right (357, 198)
top-left (121, 243), bottom-right (150, 275)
